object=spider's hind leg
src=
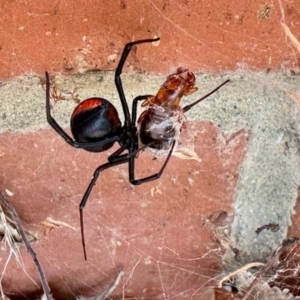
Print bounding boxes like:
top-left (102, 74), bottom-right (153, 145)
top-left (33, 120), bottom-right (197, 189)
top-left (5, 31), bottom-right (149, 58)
top-left (46, 72), bottom-right (75, 146)
top-left (79, 157), bottom-right (129, 260)
top-left (129, 140), bottom-right (175, 185)
top-left (107, 140), bottom-right (132, 162)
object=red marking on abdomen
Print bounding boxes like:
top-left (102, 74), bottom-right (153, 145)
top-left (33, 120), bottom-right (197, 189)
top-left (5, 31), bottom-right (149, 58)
top-left (71, 98), bottom-right (103, 118)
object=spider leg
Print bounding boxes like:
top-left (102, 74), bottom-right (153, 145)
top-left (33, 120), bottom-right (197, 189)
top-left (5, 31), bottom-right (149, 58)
top-left (107, 140), bottom-right (132, 162)
top-left (129, 140), bottom-right (176, 185)
top-left (105, 95), bottom-right (153, 162)
top-left (109, 140), bottom-right (159, 166)
top-left (80, 140), bottom-right (174, 259)
top-left (129, 93), bottom-right (175, 183)
top-left (107, 139), bottom-right (137, 162)
top-left (131, 95), bottom-right (153, 124)
top-left (79, 157), bottom-right (129, 260)
top-left (183, 79), bottom-right (230, 113)
top-left (46, 72), bottom-right (75, 144)
top-left (115, 38), bottom-right (159, 127)
top-left (46, 72), bottom-right (120, 150)
top-left (112, 141), bottom-right (158, 162)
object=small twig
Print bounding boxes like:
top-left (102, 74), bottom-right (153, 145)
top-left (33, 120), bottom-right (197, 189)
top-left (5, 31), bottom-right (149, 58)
top-left (242, 237), bottom-right (300, 300)
top-left (255, 223), bottom-right (280, 235)
top-left (281, 22), bottom-right (300, 54)
top-left (0, 192), bottom-right (52, 300)
top-left (97, 270), bottom-right (124, 300)
top-left (76, 270), bottom-right (124, 300)
top-left (218, 262), bottom-right (264, 288)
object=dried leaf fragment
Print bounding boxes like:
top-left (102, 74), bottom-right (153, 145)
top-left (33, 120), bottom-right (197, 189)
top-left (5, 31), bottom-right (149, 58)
top-left (150, 186), bottom-right (163, 197)
top-left (173, 146), bottom-right (202, 162)
top-left (39, 217), bottom-right (77, 237)
top-left (76, 271), bottom-right (124, 300)
top-left (281, 22), bottom-right (300, 54)
top-left (286, 90), bottom-right (300, 109)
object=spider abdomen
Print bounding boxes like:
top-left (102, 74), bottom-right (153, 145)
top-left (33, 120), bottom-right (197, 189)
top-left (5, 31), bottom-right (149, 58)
top-left (71, 98), bottom-right (121, 152)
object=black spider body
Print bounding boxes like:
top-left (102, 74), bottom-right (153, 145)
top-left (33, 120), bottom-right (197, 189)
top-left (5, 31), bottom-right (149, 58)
top-left (71, 98), bottom-right (121, 152)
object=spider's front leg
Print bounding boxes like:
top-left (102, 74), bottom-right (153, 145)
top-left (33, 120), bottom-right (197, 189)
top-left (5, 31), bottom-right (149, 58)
top-left (114, 37), bottom-right (160, 127)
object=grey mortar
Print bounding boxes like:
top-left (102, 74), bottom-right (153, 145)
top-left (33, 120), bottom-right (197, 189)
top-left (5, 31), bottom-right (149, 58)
top-left (0, 70), bottom-right (300, 269)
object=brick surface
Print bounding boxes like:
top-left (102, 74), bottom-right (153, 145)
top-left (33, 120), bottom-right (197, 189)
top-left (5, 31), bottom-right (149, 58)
top-left (0, 123), bottom-right (248, 298)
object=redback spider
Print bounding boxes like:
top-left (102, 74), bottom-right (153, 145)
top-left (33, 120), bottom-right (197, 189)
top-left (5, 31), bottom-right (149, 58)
top-left (46, 37), bottom-right (230, 260)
